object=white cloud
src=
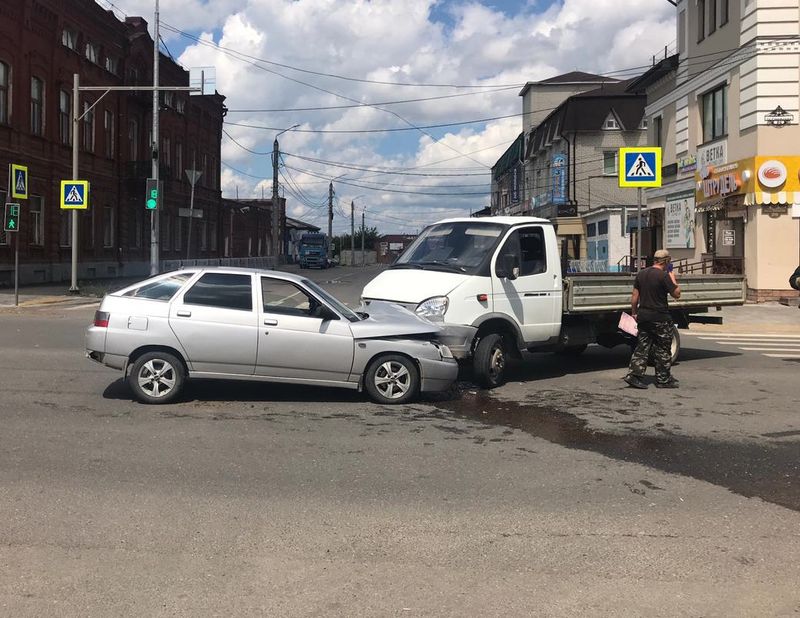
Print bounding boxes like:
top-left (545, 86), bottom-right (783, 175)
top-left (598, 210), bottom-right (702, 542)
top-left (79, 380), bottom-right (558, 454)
top-left (136, 0), bottom-right (679, 231)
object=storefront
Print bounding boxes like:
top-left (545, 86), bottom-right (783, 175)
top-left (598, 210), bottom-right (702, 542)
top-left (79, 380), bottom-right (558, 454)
top-left (696, 156), bottom-right (800, 300)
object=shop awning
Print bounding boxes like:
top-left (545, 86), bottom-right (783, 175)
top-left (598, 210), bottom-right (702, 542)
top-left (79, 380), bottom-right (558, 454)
top-left (744, 191), bottom-right (800, 206)
top-left (696, 194), bottom-right (745, 213)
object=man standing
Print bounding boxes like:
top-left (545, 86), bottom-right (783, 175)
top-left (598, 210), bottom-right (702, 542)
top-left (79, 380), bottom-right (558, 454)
top-left (624, 249), bottom-right (681, 389)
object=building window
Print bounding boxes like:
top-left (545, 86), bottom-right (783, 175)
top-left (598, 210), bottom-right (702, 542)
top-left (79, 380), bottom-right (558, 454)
top-left (202, 153), bottom-right (208, 187)
top-left (162, 136), bottom-right (171, 168)
top-left (200, 220), bottom-right (208, 251)
top-left (0, 190), bottom-right (7, 245)
top-left (81, 101), bottom-right (94, 152)
top-left (603, 113), bottom-right (619, 130)
top-left (29, 196), bottom-right (44, 246)
top-left (603, 151), bottom-right (618, 175)
top-left (708, 0), bottom-right (717, 34)
top-left (104, 110), bottom-right (114, 158)
top-left (163, 91), bottom-right (174, 108)
top-left (587, 222), bottom-right (597, 238)
top-left (62, 28), bottom-right (77, 51)
top-left (698, 0), bottom-right (706, 42)
top-left (176, 98), bottom-right (185, 114)
top-left (678, 10), bottom-right (686, 54)
top-left (59, 90), bottom-right (71, 144)
top-left (85, 210), bottom-right (95, 249)
top-left (702, 85), bottom-right (727, 143)
top-left (653, 115), bottom-right (663, 148)
top-left (0, 61), bottom-right (10, 125)
top-left (128, 118), bottom-right (138, 160)
top-left (720, 0), bottom-right (729, 25)
top-left (209, 156), bottom-right (217, 189)
top-left (175, 142), bottom-right (183, 177)
top-left (85, 43), bottom-right (100, 64)
top-left (175, 216), bottom-right (182, 252)
top-left (210, 218), bottom-right (218, 251)
top-left (103, 206), bottom-right (114, 247)
top-left (60, 210), bottom-right (71, 247)
top-left (162, 215), bottom-right (171, 251)
top-left (104, 56), bottom-right (118, 74)
top-left (598, 219), bottom-right (609, 236)
top-left (128, 67), bottom-right (139, 84)
top-left (30, 77), bottom-right (44, 135)
top-left (638, 117), bottom-right (648, 129)
top-left (131, 209), bottom-right (142, 248)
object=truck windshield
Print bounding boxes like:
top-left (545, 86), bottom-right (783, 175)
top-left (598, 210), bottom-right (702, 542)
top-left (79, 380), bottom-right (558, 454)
top-left (393, 222), bottom-right (506, 274)
top-left (302, 237), bottom-right (325, 245)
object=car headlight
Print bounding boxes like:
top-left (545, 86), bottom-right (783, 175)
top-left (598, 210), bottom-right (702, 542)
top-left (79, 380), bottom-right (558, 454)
top-left (415, 296), bottom-right (448, 321)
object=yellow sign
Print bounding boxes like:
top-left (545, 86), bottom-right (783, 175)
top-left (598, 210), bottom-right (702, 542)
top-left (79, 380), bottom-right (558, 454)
top-left (11, 164), bottom-right (28, 199)
top-left (60, 180), bottom-right (90, 210)
top-left (618, 147), bottom-right (662, 188)
top-left (695, 156), bottom-right (800, 204)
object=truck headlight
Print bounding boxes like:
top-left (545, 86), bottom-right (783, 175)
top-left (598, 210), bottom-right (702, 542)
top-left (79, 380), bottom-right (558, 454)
top-left (415, 296), bottom-right (448, 321)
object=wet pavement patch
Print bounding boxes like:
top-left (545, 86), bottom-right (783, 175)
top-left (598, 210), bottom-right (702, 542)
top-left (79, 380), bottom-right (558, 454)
top-left (437, 391), bottom-right (800, 512)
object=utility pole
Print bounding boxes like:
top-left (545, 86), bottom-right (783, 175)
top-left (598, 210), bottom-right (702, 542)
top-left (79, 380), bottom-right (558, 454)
top-left (185, 152), bottom-right (201, 260)
top-left (150, 0), bottom-right (160, 276)
top-left (70, 73), bottom-right (80, 292)
top-left (350, 200), bottom-right (355, 267)
top-left (636, 187), bottom-right (643, 271)
top-left (272, 124), bottom-right (299, 263)
top-left (327, 182), bottom-right (333, 263)
top-left (361, 209), bottom-right (365, 266)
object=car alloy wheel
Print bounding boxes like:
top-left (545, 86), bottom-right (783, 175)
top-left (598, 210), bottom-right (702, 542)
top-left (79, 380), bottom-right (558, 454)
top-left (374, 360), bottom-right (411, 400)
top-left (137, 358), bottom-right (177, 398)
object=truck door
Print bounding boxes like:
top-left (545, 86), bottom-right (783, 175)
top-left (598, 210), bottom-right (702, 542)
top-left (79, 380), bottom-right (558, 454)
top-left (492, 226), bottom-right (561, 343)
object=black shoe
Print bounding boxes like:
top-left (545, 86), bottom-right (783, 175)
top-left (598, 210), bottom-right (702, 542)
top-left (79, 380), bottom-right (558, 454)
top-left (624, 374), bottom-right (648, 389)
top-left (656, 378), bottom-right (679, 389)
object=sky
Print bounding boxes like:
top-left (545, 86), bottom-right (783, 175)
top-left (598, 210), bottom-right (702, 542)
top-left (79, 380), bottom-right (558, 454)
top-left (100, 0), bottom-right (676, 235)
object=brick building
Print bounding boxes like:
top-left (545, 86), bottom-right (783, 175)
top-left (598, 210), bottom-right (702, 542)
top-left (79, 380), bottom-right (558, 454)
top-left (0, 0), bottom-right (226, 285)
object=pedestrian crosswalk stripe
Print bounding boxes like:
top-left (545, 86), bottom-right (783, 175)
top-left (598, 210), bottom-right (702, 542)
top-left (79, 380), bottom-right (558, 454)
top-left (763, 354), bottom-right (800, 359)
top-left (689, 333), bottom-right (800, 339)
top-left (708, 340), bottom-right (800, 345)
top-left (738, 347), bottom-right (800, 351)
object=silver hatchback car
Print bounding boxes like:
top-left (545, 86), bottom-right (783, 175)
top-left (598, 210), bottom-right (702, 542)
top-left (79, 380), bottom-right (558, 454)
top-left (86, 268), bottom-right (458, 405)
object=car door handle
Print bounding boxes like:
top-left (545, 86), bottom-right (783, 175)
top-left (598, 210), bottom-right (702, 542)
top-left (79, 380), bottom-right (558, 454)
top-left (263, 319), bottom-right (278, 326)
top-left (177, 310), bottom-right (192, 317)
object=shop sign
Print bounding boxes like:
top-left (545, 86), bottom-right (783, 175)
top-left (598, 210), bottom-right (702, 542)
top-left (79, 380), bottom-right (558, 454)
top-left (551, 154), bottom-right (567, 205)
top-left (665, 190), bottom-right (696, 249)
top-left (722, 229), bottom-right (735, 246)
top-left (678, 154), bottom-right (697, 173)
top-left (698, 162), bottom-right (742, 200)
top-left (698, 140), bottom-right (727, 177)
top-left (511, 164), bottom-right (521, 204)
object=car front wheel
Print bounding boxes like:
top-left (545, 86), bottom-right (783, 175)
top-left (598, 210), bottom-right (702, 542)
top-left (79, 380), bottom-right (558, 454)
top-left (129, 351), bottom-right (185, 404)
top-left (365, 354), bottom-right (420, 405)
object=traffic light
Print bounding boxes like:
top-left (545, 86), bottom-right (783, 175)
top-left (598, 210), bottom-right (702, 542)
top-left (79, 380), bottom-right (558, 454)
top-left (145, 178), bottom-right (160, 210)
top-left (3, 203), bottom-right (20, 233)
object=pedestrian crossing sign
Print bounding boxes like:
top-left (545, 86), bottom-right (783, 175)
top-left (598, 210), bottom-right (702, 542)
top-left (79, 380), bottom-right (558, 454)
top-left (619, 147), bottom-right (662, 188)
top-left (11, 164), bottom-right (28, 199)
top-left (60, 180), bottom-right (90, 210)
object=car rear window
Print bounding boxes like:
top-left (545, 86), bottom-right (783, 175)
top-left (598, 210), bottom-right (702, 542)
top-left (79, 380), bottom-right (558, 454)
top-left (122, 273), bottom-right (193, 301)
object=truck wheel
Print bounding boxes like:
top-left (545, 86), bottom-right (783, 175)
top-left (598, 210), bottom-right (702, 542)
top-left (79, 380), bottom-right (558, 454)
top-left (129, 351), bottom-right (185, 404)
top-left (473, 333), bottom-right (508, 389)
top-left (670, 325), bottom-right (681, 364)
top-left (364, 354), bottom-right (420, 405)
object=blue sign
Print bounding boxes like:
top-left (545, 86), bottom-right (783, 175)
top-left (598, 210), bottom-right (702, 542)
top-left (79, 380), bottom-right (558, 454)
top-left (511, 164), bottom-right (520, 204)
top-left (551, 154), bottom-right (567, 205)
top-left (60, 180), bottom-right (90, 210)
top-left (11, 164), bottom-right (28, 199)
top-left (619, 147), bottom-right (662, 188)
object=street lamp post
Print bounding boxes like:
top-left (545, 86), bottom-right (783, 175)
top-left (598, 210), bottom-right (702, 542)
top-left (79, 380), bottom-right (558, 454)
top-left (271, 124), bottom-right (299, 262)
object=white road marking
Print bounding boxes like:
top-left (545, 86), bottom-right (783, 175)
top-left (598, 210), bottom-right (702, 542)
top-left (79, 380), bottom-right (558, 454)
top-left (763, 354), bottom-right (800, 359)
top-left (686, 332), bottom-right (800, 338)
top-left (738, 347), bottom-right (800, 352)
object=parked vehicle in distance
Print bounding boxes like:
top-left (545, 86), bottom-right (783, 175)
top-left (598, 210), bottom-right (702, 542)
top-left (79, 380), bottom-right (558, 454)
top-left (299, 233), bottom-right (330, 269)
top-left (86, 268), bottom-right (457, 405)
top-left (361, 217), bottom-right (746, 388)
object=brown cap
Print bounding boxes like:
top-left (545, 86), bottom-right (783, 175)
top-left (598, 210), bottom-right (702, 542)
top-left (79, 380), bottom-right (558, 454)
top-left (653, 249), bottom-right (671, 263)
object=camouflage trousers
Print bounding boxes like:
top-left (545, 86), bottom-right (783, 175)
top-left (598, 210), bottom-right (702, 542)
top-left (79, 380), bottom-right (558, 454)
top-left (629, 320), bottom-right (674, 384)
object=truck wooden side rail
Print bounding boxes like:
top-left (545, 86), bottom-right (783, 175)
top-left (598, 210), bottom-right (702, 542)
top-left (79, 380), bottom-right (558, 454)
top-left (564, 274), bottom-right (747, 314)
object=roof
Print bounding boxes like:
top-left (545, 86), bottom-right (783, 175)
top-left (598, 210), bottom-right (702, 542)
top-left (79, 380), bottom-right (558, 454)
top-left (491, 133), bottom-right (524, 180)
top-left (286, 217), bottom-right (320, 231)
top-left (435, 216), bottom-right (552, 226)
top-left (526, 82), bottom-right (646, 156)
top-left (626, 55), bottom-right (679, 93)
top-left (519, 71), bottom-right (617, 96)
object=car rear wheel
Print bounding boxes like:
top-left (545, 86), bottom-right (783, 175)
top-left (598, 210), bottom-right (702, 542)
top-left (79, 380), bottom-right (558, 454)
top-left (473, 333), bottom-right (508, 389)
top-left (365, 354), bottom-right (419, 405)
top-left (129, 351), bottom-right (185, 404)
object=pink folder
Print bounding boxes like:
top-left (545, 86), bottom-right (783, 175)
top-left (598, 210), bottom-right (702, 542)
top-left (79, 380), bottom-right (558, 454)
top-left (618, 312), bottom-right (639, 337)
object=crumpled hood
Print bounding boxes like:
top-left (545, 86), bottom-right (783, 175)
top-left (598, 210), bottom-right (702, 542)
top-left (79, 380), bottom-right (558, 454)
top-left (349, 300), bottom-right (442, 339)
top-left (361, 268), bottom-right (469, 305)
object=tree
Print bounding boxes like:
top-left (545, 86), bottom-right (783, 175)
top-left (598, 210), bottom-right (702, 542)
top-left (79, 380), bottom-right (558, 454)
top-left (333, 226), bottom-right (380, 255)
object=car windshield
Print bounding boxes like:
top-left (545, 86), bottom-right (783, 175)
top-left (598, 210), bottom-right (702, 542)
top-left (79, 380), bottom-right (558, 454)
top-left (302, 279), bottom-right (361, 323)
top-left (120, 272), bottom-right (194, 301)
top-left (393, 222), bottom-right (506, 274)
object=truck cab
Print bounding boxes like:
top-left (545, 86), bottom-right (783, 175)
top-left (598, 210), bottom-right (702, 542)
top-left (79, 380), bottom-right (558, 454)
top-left (299, 233), bottom-right (330, 269)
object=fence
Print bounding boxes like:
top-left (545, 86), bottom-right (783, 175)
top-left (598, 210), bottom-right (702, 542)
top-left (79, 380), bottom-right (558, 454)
top-left (161, 256), bottom-right (280, 272)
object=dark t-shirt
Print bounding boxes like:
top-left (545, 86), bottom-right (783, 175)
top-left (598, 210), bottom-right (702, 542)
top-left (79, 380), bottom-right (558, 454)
top-left (634, 266), bottom-right (677, 322)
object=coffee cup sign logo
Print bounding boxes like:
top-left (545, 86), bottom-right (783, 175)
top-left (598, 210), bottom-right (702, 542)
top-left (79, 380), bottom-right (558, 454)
top-left (757, 160), bottom-right (787, 188)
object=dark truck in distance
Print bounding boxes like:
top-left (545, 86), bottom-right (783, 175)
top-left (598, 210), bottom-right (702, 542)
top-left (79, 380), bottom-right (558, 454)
top-left (299, 233), bottom-right (330, 269)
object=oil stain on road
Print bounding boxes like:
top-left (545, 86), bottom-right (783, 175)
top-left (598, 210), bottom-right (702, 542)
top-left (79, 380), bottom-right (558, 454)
top-left (436, 390), bottom-right (800, 513)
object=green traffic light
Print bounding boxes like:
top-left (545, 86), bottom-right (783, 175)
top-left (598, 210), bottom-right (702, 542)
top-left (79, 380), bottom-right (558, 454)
top-left (146, 199), bottom-right (157, 210)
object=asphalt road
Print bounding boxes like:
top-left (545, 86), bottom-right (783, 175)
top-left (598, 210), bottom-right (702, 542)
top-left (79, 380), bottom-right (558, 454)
top-left (1, 265), bottom-right (799, 616)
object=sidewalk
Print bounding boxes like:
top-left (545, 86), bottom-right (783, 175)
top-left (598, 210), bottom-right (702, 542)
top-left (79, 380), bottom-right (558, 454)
top-left (687, 302), bottom-right (800, 334)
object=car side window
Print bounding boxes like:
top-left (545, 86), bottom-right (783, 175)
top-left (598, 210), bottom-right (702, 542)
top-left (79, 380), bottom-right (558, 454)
top-left (519, 227), bottom-right (547, 276)
top-left (183, 273), bottom-right (253, 311)
top-left (261, 277), bottom-right (315, 317)
top-left (495, 232), bottom-right (520, 275)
